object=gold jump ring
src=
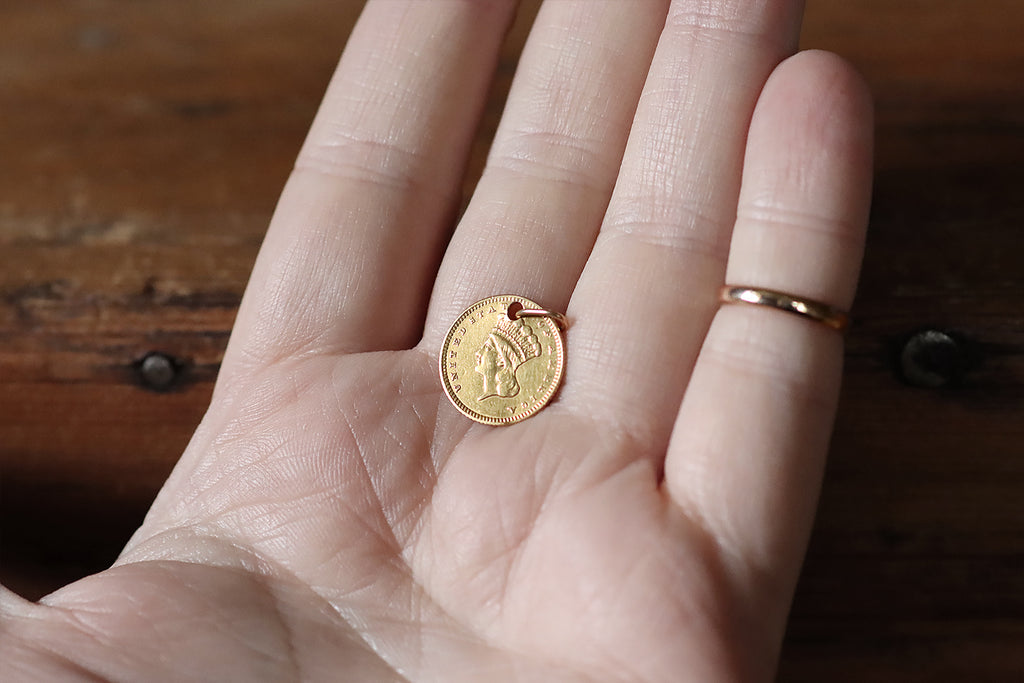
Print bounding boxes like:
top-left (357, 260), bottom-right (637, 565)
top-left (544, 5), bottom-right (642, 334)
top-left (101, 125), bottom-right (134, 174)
top-left (513, 306), bottom-right (568, 331)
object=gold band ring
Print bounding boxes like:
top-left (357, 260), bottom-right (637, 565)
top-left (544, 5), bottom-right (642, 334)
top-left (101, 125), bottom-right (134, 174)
top-left (719, 286), bottom-right (850, 332)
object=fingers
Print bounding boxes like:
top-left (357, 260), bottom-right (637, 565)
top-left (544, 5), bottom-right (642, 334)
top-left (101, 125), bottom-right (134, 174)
top-left (559, 0), bottom-right (806, 444)
top-left (225, 0), bottom-right (517, 369)
top-left (664, 50), bottom-right (873, 637)
top-left (421, 0), bottom-right (669, 348)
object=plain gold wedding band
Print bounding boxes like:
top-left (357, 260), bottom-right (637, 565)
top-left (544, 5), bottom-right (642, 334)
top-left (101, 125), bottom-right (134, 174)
top-left (719, 286), bottom-right (850, 332)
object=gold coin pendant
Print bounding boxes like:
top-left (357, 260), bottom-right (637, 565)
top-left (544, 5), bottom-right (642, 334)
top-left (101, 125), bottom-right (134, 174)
top-left (439, 295), bottom-right (565, 426)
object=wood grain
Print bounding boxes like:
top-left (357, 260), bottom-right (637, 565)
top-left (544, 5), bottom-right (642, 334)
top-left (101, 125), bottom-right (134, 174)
top-left (788, 1), bottom-right (1024, 679)
top-left (1, 0), bottom-right (1022, 679)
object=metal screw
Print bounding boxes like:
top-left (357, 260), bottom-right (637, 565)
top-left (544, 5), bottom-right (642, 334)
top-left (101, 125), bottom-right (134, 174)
top-left (138, 352), bottom-right (178, 391)
top-left (899, 330), bottom-right (964, 388)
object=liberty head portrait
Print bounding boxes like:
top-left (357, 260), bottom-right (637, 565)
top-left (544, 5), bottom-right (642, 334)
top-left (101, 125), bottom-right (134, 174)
top-left (474, 314), bottom-right (542, 400)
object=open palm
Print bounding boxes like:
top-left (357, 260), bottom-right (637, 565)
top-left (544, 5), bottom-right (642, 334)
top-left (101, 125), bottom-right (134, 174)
top-left (1, 1), bottom-right (873, 681)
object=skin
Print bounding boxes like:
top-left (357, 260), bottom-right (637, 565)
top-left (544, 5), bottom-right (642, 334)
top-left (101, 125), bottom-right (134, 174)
top-left (0, 1), bottom-right (873, 681)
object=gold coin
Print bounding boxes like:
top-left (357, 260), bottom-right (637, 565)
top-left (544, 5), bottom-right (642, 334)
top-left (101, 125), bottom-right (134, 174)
top-left (439, 295), bottom-right (565, 426)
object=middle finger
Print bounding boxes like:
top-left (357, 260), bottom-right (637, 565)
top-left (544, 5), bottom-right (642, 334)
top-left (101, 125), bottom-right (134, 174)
top-left (562, 0), bottom-right (805, 445)
top-left (422, 0), bottom-right (670, 347)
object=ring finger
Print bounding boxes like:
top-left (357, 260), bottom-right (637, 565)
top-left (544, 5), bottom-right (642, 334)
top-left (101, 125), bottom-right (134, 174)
top-left (664, 51), bottom-right (873, 633)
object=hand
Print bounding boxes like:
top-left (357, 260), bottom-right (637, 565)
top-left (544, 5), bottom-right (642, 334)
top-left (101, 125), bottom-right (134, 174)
top-left (1, 1), bottom-right (872, 680)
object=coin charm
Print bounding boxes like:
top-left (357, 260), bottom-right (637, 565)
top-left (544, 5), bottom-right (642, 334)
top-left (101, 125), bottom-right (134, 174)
top-left (439, 295), bottom-right (566, 425)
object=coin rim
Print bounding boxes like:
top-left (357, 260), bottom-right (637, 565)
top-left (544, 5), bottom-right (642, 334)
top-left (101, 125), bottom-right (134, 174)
top-left (438, 295), bottom-right (565, 426)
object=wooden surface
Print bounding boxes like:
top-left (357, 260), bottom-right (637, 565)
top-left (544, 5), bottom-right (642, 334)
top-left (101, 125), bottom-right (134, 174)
top-left (1, 1), bottom-right (1022, 680)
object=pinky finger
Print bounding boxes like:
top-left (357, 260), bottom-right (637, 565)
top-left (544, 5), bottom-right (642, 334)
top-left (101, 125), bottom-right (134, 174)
top-left (663, 50), bottom-right (873, 645)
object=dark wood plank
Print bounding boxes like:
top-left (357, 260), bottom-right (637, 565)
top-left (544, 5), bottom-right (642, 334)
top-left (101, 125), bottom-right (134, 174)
top-left (0, 0), bottom-right (368, 597)
top-left (783, 1), bottom-right (1024, 679)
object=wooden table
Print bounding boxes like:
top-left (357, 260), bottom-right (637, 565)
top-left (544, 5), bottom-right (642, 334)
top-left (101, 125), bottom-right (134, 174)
top-left (2, 1), bottom-right (1022, 679)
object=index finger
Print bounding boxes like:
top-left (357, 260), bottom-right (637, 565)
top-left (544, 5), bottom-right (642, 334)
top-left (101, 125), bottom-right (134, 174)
top-left (224, 0), bottom-right (517, 376)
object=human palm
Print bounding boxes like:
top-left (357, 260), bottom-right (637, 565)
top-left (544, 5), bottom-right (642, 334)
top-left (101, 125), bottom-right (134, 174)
top-left (1, 1), bottom-right (873, 681)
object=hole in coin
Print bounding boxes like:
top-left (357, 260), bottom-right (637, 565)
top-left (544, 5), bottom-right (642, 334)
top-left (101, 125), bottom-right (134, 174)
top-left (506, 301), bottom-right (523, 320)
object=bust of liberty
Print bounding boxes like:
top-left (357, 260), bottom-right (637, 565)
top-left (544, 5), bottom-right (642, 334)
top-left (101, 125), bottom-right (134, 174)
top-left (473, 315), bottom-right (542, 400)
